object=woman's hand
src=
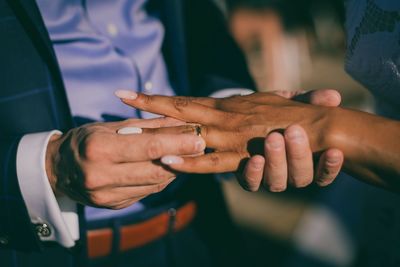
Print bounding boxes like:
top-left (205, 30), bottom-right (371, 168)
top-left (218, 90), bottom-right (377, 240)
top-left (116, 91), bottom-right (341, 182)
top-left (117, 90), bottom-right (400, 192)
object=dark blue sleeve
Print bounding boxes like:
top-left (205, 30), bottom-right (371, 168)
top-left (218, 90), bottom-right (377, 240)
top-left (0, 136), bottom-right (41, 251)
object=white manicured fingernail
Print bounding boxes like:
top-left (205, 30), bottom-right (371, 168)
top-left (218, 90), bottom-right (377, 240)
top-left (161, 155), bottom-right (184, 165)
top-left (114, 90), bottom-right (138, 100)
top-left (117, 127), bottom-right (143, 135)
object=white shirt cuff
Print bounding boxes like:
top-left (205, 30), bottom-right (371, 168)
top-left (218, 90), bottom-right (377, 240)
top-left (16, 131), bottom-right (79, 248)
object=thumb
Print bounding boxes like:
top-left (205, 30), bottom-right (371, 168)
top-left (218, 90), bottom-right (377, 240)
top-left (293, 89), bottom-right (341, 107)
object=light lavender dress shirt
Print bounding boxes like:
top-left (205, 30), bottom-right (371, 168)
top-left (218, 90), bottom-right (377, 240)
top-left (35, 0), bottom-right (175, 220)
top-left (36, 0), bottom-right (175, 121)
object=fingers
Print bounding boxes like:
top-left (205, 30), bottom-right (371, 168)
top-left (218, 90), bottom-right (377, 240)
top-left (263, 132), bottom-right (288, 192)
top-left (89, 177), bottom-right (175, 208)
top-left (140, 125), bottom-right (200, 135)
top-left (315, 148), bottom-right (344, 186)
top-left (108, 162), bottom-right (177, 187)
top-left (120, 124), bottom-right (239, 152)
top-left (161, 151), bottom-right (244, 173)
top-left (293, 89), bottom-right (341, 107)
top-left (239, 155), bottom-right (265, 192)
top-left (240, 130), bottom-right (342, 192)
top-left (107, 133), bottom-right (206, 162)
top-left (109, 117), bottom-right (186, 132)
top-left (123, 117), bottom-right (186, 128)
top-left (117, 92), bottom-right (232, 126)
top-left (284, 125), bottom-right (314, 188)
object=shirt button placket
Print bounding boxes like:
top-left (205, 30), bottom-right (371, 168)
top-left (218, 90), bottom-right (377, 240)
top-left (144, 81), bottom-right (153, 93)
top-left (107, 23), bottom-right (119, 37)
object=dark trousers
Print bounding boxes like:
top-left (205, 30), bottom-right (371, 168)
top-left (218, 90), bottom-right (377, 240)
top-left (1, 175), bottom-right (249, 267)
top-left (89, 175), bottom-right (249, 267)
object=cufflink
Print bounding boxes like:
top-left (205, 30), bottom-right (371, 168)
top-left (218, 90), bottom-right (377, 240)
top-left (35, 223), bottom-right (52, 237)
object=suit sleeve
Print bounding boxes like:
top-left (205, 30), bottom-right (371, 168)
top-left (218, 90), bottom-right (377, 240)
top-left (0, 136), bottom-right (41, 251)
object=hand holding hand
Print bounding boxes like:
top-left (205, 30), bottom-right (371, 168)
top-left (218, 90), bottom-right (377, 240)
top-left (240, 90), bottom-right (344, 192)
top-left (117, 90), bottom-right (344, 189)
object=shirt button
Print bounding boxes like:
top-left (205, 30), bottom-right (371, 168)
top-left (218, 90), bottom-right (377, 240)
top-left (106, 23), bottom-right (118, 37)
top-left (35, 223), bottom-right (52, 237)
top-left (0, 236), bottom-right (9, 245)
top-left (144, 81), bottom-right (153, 93)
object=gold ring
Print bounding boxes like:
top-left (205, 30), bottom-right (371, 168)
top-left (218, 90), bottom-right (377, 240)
top-left (195, 125), bottom-right (202, 137)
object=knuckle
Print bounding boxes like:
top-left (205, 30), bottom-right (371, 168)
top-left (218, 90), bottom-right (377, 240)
top-left (151, 166), bottom-right (169, 182)
top-left (153, 182), bottom-right (168, 193)
top-left (81, 134), bottom-right (105, 161)
top-left (227, 113), bottom-right (245, 126)
top-left (83, 174), bottom-right (98, 190)
top-left (90, 192), bottom-right (110, 207)
top-left (141, 94), bottom-right (152, 105)
top-left (146, 139), bottom-right (164, 159)
top-left (83, 171), bottom-right (108, 190)
top-left (252, 105), bottom-right (270, 114)
top-left (173, 97), bottom-right (190, 110)
top-left (209, 154), bottom-right (220, 167)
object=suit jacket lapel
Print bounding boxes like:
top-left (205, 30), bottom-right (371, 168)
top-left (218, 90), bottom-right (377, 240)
top-left (7, 0), bottom-right (60, 70)
top-left (7, 0), bottom-right (74, 129)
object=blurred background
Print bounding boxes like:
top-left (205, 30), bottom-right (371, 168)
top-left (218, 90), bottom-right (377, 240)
top-left (212, 1), bottom-right (378, 267)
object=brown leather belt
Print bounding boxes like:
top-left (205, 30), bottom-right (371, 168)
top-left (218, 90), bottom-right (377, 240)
top-left (87, 201), bottom-right (197, 259)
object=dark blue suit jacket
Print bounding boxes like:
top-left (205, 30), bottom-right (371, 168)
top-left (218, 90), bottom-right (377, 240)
top-left (0, 0), bottom-right (254, 266)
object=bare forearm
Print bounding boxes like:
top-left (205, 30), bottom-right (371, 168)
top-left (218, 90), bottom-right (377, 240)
top-left (323, 108), bottom-right (400, 190)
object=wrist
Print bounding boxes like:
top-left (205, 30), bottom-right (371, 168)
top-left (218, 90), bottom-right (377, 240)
top-left (319, 107), bottom-right (346, 151)
top-left (46, 133), bottom-right (63, 195)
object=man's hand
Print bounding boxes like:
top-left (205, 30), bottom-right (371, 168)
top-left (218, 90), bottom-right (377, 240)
top-left (45, 117), bottom-right (205, 209)
top-left (117, 90), bottom-right (345, 189)
top-left (240, 90), bottom-right (344, 192)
